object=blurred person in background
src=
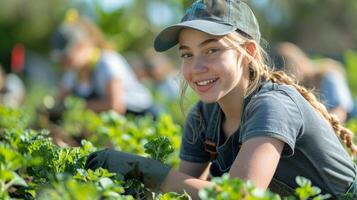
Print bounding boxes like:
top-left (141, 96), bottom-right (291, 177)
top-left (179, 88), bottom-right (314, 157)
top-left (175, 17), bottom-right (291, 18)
top-left (0, 64), bottom-right (25, 107)
top-left (49, 10), bottom-right (156, 118)
top-left (144, 49), bottom-right (180, 101)
top-left (274, 42), bottom-right (355, 123)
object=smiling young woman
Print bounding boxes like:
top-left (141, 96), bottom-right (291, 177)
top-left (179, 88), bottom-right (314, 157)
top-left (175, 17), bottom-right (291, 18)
top-left (85, 0), bottom-right (357, 199)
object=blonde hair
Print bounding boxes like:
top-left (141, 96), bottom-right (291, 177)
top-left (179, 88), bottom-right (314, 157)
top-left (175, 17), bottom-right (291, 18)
top-left (227, 31), bottom-right (357, 156)
top-left (63, 14), bottom-right (112, 50)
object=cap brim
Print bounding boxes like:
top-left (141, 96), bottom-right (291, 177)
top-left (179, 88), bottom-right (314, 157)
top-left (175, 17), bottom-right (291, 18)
top-left (154, 20), bottom-right (235, 52)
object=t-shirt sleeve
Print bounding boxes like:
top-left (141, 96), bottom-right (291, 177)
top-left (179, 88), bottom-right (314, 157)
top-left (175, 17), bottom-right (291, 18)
top-left (320, 72), bottom-right (353, 112)
top-left (241, 91), bottom-right (303, 157)
top-left (99, 54), bottom-right (124, 81)
top-left (179, 104), bottom-right (211, 163)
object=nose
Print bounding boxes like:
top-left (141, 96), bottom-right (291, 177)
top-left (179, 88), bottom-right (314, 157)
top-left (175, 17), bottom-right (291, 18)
top-left (192, 56), bottom-right (208, 73)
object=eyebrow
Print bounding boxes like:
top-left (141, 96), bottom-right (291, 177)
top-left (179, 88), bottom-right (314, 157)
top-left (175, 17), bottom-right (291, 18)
top-left (179, 38), bottom-right (219, 50)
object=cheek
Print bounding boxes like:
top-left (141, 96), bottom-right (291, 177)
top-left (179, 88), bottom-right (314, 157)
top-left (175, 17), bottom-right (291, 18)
top-left (181, 63), bottom-right (192, 82)
top-left (69, 46), bottom-right (87, 67)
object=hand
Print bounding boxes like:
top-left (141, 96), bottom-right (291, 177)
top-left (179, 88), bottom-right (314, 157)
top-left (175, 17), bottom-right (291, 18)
top-left (85, 148), bottom-right (171, 191)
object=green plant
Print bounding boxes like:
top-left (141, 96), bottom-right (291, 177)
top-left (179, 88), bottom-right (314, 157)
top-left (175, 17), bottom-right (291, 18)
top-left (199, 173), bottom-right (281, 200)
top-left (144, 136), bottom-right (175, 163)
top-left (295, 176), bottom-right (331, 200)
top-left (344, 50), bottom-right (357, 99)
top-left (198, 174), bottom-right (332, 200)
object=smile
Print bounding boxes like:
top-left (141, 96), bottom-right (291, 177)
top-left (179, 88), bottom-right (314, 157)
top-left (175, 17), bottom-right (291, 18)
top-left (195, 78), bottom-right (218, 86)
top-left (194, 78), bottom-right (219, 93)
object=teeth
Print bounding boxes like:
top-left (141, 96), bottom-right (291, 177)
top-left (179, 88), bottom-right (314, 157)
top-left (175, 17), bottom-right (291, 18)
top-left (196, 79), bottom-right (216, 86)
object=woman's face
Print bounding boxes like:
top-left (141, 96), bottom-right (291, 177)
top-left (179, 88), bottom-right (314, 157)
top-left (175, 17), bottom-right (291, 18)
top-left (62, 41), bottom-right (92, 70)
top-left (178, 28), bottom-right (247, 103)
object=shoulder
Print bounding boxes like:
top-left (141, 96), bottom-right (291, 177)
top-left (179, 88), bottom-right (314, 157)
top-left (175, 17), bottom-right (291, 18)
top-left (96, 50), bottom-right (134, 78)
top-left (246, 82), bottom-right (302, 114)
top-left (241, 82), bottom-right (304, 156)
top-left (97, 50), bottom-right (128, 70)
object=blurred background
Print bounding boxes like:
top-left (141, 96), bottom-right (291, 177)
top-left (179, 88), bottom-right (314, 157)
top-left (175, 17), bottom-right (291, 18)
top-left (1, 0), bottom-right (357, 116)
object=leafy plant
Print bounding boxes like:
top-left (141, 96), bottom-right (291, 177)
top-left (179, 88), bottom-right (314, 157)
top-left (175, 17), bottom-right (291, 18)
top-left (295, 176), bottom-right (331, 200)
top-left (198, 174), bottom-right (332, 200)
top-left (199, 173), bottom-right (281, 200)
top-left (144, 136), bottom-right (174, 163)
top-left (0, 105), bottom-right (30, 130)
top-left (0, 144), bottom-right (29, 199)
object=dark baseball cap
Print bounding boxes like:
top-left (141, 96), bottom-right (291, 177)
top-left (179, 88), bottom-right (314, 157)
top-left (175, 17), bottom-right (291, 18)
top-left (154, 0), bottom-right (261, 52)
top-left (49, 23), bottom-right (87, 61)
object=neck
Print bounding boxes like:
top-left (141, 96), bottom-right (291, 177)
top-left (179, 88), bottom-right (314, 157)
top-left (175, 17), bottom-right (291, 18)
top-left (218, 74), bottom-right (249, 136)
top-left (218, 86), bottom-right (245, 121)
top-left (219, 66), bottom-right (250, 119)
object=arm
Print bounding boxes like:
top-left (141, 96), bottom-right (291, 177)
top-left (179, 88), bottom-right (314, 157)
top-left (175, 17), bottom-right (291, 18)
top-left (85, 149), bottom-right (214, 200)
top-left (85, 137), bottom-right (283, 199)
top-left (86, 78), bottom-right (126, 114)
top-left (161, 136), bottom-right (283, 198)
top-left (229, 136), bottom-right (284, 189)
top-left (161, 161), bottom-right (213, 200)
top-left (179, 160), bottom-right (211, 180)
top-left (160, 168), bottom-right (214, 200)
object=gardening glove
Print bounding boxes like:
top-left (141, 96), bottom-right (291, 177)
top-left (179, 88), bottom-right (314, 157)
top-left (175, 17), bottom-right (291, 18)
top-left (85, 148), bottom-right (171, 191)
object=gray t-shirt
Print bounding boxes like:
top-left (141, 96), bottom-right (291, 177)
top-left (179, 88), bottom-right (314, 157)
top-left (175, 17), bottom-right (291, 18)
top-left (61, 50), bottom-right (153, 112)
top-left (180, 81), bottom-right (355, 197)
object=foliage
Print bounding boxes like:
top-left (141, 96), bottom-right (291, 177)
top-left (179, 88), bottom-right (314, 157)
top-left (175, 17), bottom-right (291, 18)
top-left (199, 174), bottom-right (281, 200)
top-left (2, 94), bottom-right (357, 199)
top-left (0, 105), bottom-right (30, 130)
top-left (61, 96), bottom-right (102, 137)
top-left (0, 102), bottom-right (188, 199)
top-left (155, 191), bottom-right (192, 200)
top-left (0, 0), bottom-right (68, 68)
top-left (144, 136), bottom-right (174, 163)
top-left (0, 143), bottom-right (30, 200)
top-left (344, 50), bottom-right (357, 99)
top-left (199, 174), bottom-right (332, 200)
top-left (57, 96), bottom-right (182, 166)
top-left (294, 176), bottom-right (331, 200)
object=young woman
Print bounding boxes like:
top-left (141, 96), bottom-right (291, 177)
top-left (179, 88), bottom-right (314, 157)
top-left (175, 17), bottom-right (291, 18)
top-left (85, 0), bottom-right (357, 199)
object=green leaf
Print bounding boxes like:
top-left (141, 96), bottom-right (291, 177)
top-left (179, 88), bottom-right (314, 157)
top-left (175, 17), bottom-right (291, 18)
top-left (99, 177), bottom-right (114, 189)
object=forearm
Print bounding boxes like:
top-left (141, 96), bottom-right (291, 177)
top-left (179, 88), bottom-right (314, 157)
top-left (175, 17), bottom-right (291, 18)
top-left (160, 169), bottom-right (215, 200)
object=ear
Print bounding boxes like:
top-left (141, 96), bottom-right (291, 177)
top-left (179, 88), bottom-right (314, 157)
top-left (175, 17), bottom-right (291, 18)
top-left (242, 41), bottom-right (258, 65)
